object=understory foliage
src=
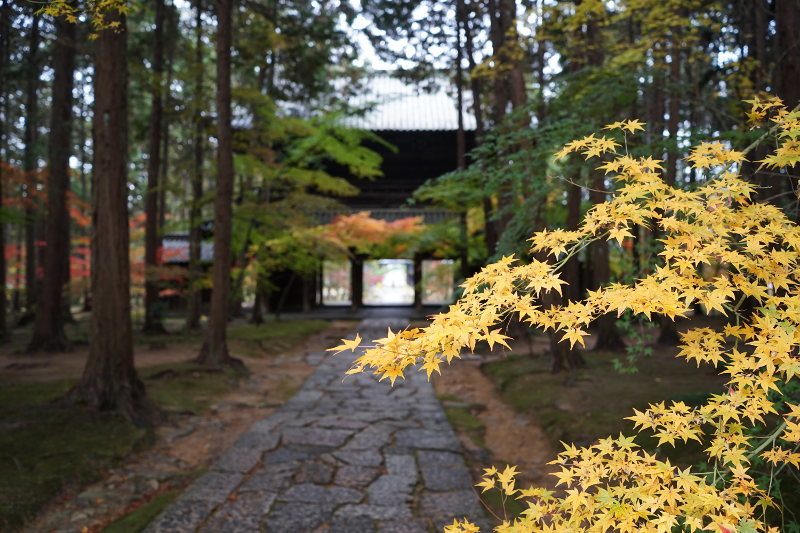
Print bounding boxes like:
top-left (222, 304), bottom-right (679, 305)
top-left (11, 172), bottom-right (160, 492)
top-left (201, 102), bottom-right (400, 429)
top-left (333, 98), bottom-right (800, 532)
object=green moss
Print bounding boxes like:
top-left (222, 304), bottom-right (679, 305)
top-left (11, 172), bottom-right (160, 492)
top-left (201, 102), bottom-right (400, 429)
top-left (0, 318), bottom-right (332, 528)
top-left (0, 378), bottom-right (76, 408)
top-left (100, 489), bottom-right (181, 533)
top-left (482, 341), bottom-right (726, 466)
top-left (438, 394), bottom-right (487, 449)
top-left (435, 393), bottom-right (463, 403)
top-left (227, 319), bottom-right (330, 357)
top-left (0, 363), bottom-right (238, 528)
top-left (274, 380), bottom-right (301, 403)
top-left (142, 363), bottom-right (241, 414)
top-left (0, 406), bottom-right (145, 530)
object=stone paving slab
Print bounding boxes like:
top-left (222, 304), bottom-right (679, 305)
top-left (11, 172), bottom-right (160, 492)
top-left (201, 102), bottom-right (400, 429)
top-left (145, 318), bottom-right (491, 532)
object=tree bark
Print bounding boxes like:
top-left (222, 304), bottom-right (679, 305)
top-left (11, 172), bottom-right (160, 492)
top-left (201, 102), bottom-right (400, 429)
top-left (197, 0), bottom-right (244, 370)
top-left (69, 10), bottom-right (156, 425)
top-left (143, 0), bottom-right (167, 334)
top-left (775, 0), bottom-right (800, 110)
top-left (159, 4), bottom-right (177, 231)
top-left (459, 0), bottom-right (497, 257)
top-left (186, 0), bottom-right (205, 331)
top-left (488, 0), bottom-right (527, 244)
top-left (664, 33), bottom-right (681, 187)
top-left (250, 278), bottom-right (264, 324)
top-left (563, 183), bottom-right (581, 303)
top-left (0, 0), bottom-right (10, 339)
top-left (656, 26), bottom-right (683, 345)
top-left (590, 172), bottom-right (625, 351)
top-left (28, 12), bottom-right (76, 353)
top-left (454, 2), bottom-right (469, 278)
top-left (487, 0), bottom-right (509, 123)
top-left (23, 14), bottom-right (41, 314)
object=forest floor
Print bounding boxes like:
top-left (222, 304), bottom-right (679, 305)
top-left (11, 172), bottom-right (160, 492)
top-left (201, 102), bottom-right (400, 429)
top-left (0, 312), bottom-right (730, 531)
top-left (0, 314), bottom-right (355, 532)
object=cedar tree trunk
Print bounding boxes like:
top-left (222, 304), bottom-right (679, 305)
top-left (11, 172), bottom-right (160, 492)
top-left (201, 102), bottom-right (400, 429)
top-left (28, 13), bottom-right (76, 352)
top-left (143, 0), bottom-right (167, 334)
top-left (589, 172), bottom-right (625, 351)
top-left (0, 0), bottom-right (10, 338)
top-left (23, 14), bottom-right (41, 314)
top-left (197, 0), bottom-right (243, 370)
top-left (775, 0), bottom-right (800, 110)
top-left (186, 0), bottom-right (204, 331)
top-left (70, 11), bottom-right (155, 425)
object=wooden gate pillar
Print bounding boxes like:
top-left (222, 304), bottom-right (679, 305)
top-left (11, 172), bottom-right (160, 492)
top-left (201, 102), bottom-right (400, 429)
top-left (413, 254), bottom-right (423, 311)
top-left (350, 253), bottom-right (364, 311)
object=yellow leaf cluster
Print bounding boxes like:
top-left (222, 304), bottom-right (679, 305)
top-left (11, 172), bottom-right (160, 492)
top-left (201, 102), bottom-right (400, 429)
top-left (40, 0), bottom-right (128, 35)
top-left (332, 98), bottom-right (800, 532)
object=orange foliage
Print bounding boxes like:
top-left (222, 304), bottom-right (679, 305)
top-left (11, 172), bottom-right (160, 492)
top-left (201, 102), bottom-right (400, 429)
top-left (321, 211), bottom-right (424, 256)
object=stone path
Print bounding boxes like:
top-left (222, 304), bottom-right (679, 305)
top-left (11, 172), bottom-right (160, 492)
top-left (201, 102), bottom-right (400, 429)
top-left (145, 319), bottom-right (491, 533)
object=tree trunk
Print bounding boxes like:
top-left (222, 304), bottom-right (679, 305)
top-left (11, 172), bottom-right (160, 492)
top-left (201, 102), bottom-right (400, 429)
top-left (23, 14), bottom-right (41, 315)
top-left (502, 0), bottom-right (526, 110)
top-left (460, 0), bottom-right (485, 139)
top-left (488, 0), bottom-right (528, 245)
top-left (250, 278), bottom-right (264, 324)
top-left (69, 10), bottom-right (156, 426)
top-left (459, 0), bottom-right (496, 257)
top-left (775, 0), bottom-right (800, 110)
top-left (76, 61), bottom-right (91, 313)
top-left (143, 0), bottom-right (167, 334)
top-left (590, 172), bottom-right (625, 351)
top-left (563, 183), bottom-right (581, 303)
top-left (487, 0), bottom-right (509, 123)
top-left (656, 26), bottom-right (683, 345)
top-left (664, 32), bottom-right (681, 187)
top-left (0, 0), bottom-right (10, 339)
top-left (454, 7), bottom-right (469, 278)
top-left (159, 4), bottom-right (177, 232)
top-left (197, 0), bottom-right (244, 370)
top-left (28, 12), bottom-right (76, 353)
top-left (186, 0), bottom-right (204, 331)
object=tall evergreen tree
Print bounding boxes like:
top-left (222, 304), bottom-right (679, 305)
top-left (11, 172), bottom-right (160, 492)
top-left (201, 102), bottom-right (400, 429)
top-left (0, 0), bottom-right (10, 340)
top-left (186, 0), bottom-right (205, 331)
top-left (28, 10), bottom-right (76, 352)
top-left (196, 0), bottom-right (242, 369)
top-left (22, 13), bottom-right (41, 315)
top-left (70, 9), bottom-right (156, 423)
top-left (143, 0), bottom-right (167, 334)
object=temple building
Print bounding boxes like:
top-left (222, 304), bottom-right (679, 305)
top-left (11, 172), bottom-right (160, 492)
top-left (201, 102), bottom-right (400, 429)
top-left (164, 74), bottom-right (476, 312)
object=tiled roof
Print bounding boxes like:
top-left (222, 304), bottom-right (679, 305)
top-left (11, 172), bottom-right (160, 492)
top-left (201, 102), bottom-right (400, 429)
top-left (232, 74), bottom-right (477, 133)
top-left (340, 75), bottom-right (477, 132)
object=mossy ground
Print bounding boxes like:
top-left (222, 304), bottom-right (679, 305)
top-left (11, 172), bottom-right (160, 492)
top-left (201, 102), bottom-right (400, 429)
top-left (438, 393), bottom-right (488, 449)
top-left (0, 316), bottom-right (332, 530)
top-left (99, 490), bottom-right (182, 533)
top-left (0, 398), bottom-right (146, 531)
top-left (481, 335), bottom-right (726, 464)
top-left (227, 319), bottom-right (330, 358)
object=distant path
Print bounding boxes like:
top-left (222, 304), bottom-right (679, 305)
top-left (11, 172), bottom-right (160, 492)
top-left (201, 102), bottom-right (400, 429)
top-left (145, 318), bottom-right (491, 533)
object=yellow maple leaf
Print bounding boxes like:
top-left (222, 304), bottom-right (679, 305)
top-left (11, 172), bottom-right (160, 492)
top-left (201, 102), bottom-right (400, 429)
top-left (327, 333), bottom-right (363, 353)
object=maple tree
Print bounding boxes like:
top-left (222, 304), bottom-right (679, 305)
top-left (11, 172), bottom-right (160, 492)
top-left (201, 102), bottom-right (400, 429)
top-left (333, 98), bottom-right (800, 532)
top-left (245, 211), bottom-right (425, 305)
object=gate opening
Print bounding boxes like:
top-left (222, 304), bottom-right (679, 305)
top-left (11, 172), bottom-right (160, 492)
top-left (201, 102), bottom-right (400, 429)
top-left (422, 259), bottom-right (456, 305)
top-left (363, 259), bottom-right (414, 305)
top-left (321, 259), bottom-right (351, 305)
